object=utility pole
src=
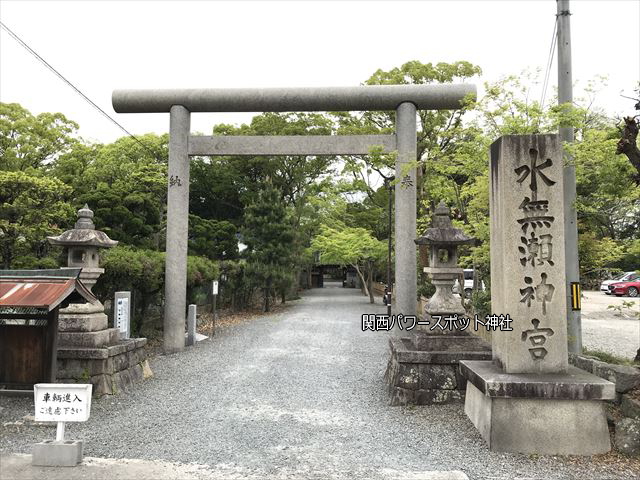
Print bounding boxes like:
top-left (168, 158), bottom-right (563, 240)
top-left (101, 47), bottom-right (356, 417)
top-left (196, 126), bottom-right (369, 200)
top-left (385, 176), bottom-right (394, 316)
top-left (557, 0), bottom-right (582, 353)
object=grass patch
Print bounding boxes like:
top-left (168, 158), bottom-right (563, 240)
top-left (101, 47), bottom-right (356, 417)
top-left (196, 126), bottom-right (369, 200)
top-left (582, 348), bottom-right (637, 366)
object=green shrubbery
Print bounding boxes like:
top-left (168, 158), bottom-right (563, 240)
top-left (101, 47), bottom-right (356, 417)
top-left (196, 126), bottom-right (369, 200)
top-left (95, 246), bottom-right (218, 336)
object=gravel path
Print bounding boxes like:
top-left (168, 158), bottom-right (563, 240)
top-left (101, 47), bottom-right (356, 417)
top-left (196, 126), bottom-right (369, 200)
top-left (1, 284), bottom-right (638, 479)
top-left (581, 290), bottom-right (640, 359)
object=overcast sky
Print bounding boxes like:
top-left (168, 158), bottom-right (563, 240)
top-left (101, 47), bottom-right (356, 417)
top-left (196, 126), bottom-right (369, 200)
top-left (1, 0), bottom-right (638, 144)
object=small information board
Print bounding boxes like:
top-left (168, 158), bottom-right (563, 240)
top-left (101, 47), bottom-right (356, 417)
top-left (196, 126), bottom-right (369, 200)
top-left (115, 291), bottom-right (131, 339)
top-left (212, 280), bottom-right (219, 295)
top-left (34, 384), bottom-right (92, 422)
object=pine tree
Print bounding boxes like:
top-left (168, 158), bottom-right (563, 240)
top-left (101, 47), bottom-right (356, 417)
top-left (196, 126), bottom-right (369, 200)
top-left (242, 185), bottom-right (294, 312)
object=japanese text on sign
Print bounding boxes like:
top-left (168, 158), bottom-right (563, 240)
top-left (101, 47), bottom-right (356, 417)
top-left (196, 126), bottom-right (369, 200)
top-left (361, 313), bottom-right (513, 332)
top-left (34, 384), bottom-right (92, 422)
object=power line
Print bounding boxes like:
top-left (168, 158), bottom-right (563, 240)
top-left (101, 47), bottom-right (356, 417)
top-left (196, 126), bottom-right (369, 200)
top-left (0, 21), bottom-right (161, 159)
top-left (540, 15), bottom-right (558, 108)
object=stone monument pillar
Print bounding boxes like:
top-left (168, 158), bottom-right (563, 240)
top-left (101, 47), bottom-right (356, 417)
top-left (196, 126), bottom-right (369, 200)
top-left (47, 205), bottom-right (152, 395)
top-left (460, 135), bottom-right (614, 455)
top-left (384, 202), bottom-right (491, 405)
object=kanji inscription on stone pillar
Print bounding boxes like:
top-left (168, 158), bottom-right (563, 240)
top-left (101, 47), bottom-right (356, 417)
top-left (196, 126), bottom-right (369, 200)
top-left (489, 135), bottom-right (568, 374)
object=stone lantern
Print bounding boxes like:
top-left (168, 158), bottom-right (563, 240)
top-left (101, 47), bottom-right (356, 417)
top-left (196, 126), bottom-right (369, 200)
top-left (47, 204), bottom-right (117, 291)
top-left (414, 201), bottom-right (475, 331)
top-left (46, 205), bottom-right (151, 395)
top-left (384, 201), bottom-right (491, 406)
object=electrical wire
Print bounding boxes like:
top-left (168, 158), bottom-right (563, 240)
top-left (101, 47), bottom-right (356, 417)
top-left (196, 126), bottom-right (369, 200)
top-left (540, 15), bottom-right (558, 109)
top-left (0, 21), bottom-right (162, 159)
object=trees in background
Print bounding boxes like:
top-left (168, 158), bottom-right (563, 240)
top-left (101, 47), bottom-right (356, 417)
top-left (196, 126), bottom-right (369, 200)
top-left (1, 60), bottom-right (637, 317)
top-left (311, 226), bottom-right (386, 303)
top-left (241, 184), bottom-right (295, 312)
top-left (0, 171), bottom-right (75, 268)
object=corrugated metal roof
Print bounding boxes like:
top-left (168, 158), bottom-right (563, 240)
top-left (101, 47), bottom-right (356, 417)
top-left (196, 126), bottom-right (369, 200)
top-left (0, 272), bottom-right (98, 311)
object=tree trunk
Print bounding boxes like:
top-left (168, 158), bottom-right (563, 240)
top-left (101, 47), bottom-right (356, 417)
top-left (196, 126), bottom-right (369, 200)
top-left (617, 116), bottom-right (640, 185)
top-left (264, 277), bottom-right (272, 312)
top-left (353, 263), bottom-right (370, 298)
top-left (367, 261), bottom-right (375, 304)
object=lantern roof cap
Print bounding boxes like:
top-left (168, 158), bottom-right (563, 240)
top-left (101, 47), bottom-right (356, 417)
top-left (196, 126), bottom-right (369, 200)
top-left (47, 205), bottom-right (118, 249)
top-left (414, 201), bottom-right (476, 246)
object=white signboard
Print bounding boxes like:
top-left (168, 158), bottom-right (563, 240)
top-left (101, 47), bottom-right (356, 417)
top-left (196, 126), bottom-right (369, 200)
top-left (115, 291), bottom-right (131, 339)
top-left (34, 384), bottom-right (92, 422)
top-left (212, 281), bottom-right (219, 295)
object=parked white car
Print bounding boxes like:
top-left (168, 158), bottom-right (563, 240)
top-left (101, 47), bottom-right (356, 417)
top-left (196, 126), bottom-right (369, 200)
top-left (452, 269), bottom-right (485, 298)
top-left (600, 271), bottom-right (640, 294)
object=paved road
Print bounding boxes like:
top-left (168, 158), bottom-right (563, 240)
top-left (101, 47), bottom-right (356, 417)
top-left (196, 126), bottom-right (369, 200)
top-left (1, 284), bottom-right (637, 479)
top-left (581, 290), bottom-right (639, 359)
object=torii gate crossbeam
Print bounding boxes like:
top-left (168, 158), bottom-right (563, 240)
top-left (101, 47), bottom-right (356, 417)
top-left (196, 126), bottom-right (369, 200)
top-left (112, 84), bottom-right (476, 353)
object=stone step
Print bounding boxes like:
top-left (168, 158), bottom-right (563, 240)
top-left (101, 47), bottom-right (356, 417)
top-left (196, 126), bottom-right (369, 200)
top-left (58, 328), bottom-right (120, 348)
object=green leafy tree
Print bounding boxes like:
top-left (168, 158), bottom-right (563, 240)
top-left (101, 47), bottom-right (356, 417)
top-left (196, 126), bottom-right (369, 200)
top-left (189, 157), bottom-right (244, 223)
top-left (0, 171), bottom-right (75, 268)
top-left (311, 225), bottom-right (386, 303)
top-left (0, 103), bottom-right (79, 171)
top-left (95, 246), bottom-right (165, 335)
top-left (96, 246), bottom-right (218, 335)
top-left (55, 134), bottom-right (169, 248)
top-left (334, 60), bottom-right (481, 211)
top-left (241, 185), bottom-right (295, 312)
top-left (211, 112), bottom-right (338, 210)
top-left (188, 214), bottom-right (238, 260)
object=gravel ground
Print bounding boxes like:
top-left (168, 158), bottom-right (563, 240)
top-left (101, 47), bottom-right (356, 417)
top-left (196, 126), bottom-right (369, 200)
top-left (1, 284), bottom-right (638, 479)
top-left (581, 290), bottom-right (640, 359)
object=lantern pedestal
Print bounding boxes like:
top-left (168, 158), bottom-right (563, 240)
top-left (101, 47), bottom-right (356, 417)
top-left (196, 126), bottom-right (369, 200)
top-left (55, 302), bottom-right (152, 396)
top-left (385, 334), bottom-right (491, 406)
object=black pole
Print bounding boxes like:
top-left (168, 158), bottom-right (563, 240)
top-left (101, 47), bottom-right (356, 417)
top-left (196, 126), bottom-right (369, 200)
top-left (386, 177), bottom-right (394, 316)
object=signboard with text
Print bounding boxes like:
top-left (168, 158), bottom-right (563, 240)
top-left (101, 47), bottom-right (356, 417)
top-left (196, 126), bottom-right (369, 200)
top-left (212, 281), bottom-right (219, 295)
top-left (34, 384), bottom-right (92, 422)
top-left (115, 291), bottom-right (131, 339)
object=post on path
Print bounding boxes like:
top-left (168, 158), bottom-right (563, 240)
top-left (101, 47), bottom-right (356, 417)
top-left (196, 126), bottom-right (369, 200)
top-left (211, 280), bottom-right (218, 337)
top-left (186, 304), bottom-right (197, 347)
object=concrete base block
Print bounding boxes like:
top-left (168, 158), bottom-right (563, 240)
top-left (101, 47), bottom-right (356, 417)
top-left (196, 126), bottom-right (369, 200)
top-left (462, 362), bottom-right (614, 455)
top-left (32, 440), bottom-right (83, 466)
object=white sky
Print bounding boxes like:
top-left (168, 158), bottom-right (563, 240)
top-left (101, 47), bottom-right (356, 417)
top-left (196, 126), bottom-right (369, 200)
top-left (1, 0), bottom-right (639, 145)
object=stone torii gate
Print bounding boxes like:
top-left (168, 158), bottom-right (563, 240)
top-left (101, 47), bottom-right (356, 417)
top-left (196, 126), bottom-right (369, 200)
top-left (112, 84), bottom-right (476, 353)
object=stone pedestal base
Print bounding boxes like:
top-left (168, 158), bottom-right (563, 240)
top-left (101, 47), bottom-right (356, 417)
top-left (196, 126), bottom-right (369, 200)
top-left (384, 334), bottom-right (491, 406)
top-left (57, 338), bottom-right (152, 396)
top-left (460, 360), bottom-right (615, 455)
top-left (32, 440), bottom-right (83, 466)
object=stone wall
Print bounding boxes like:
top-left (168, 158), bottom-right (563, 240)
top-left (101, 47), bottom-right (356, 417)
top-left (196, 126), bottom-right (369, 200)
top-left (57, 338), bottom-right (152, 396)
top-left (384, 335), bottom-right (491, 406)
top-left (570, 353), bottom-right (640, 456)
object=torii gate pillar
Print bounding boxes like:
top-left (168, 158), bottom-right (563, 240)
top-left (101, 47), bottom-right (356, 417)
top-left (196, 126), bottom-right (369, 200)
top-left (395, 102), bottom-right (418, 318)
